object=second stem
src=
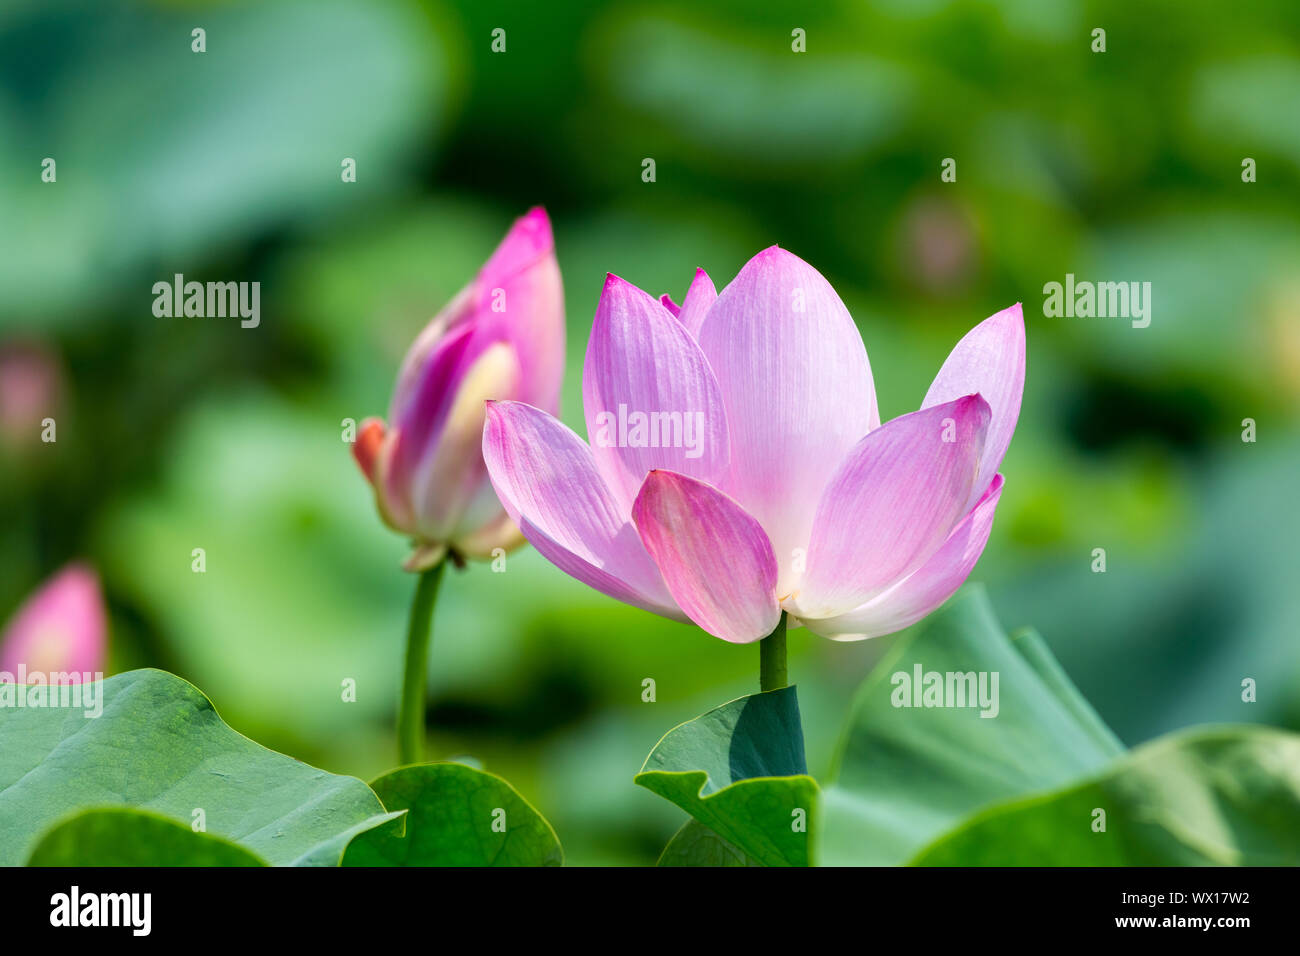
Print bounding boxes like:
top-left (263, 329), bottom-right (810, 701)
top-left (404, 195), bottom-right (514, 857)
top-left (398, 559), bottom-right (446, 765)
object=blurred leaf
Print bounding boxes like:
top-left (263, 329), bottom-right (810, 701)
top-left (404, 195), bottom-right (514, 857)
top-left (591, 14), bottom-right (913, 175)
top-left (342, 763), bottom-right (562, 866)
top-left (1073, 211), bottom-right (1300, 391)
top-left (98, 394), bottom-right (416, 749)
top-left (635, 686), bottom-right (819, 867)
top-left (0, 668), bottom-right (396, 866)
top-left (913, 725), bottom-right (1300, 865)
top-left (657, 819), bottom-right (761, 867)
top-left (817, 587), bottom-right (1123, 865)
top-left (0, 0), bottom-right (451, 324)
top-left (1191, 57), bottom-right (1300, 173)
top-left (996, 437), bottom-right (1300, 742)
top-left (27, 807), bottom-right (266, 866)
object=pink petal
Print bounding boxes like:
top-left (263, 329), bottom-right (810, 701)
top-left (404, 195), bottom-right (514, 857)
top-left (482, 401), bottom-right (680, 617)
top-left (632, 471), bottom-right (780, 643)
top-left (582, 274), bottom-right (730, 507)
top-left (659, 294), bottom-right (680, 316)
top-left (672, 268), bottom-right (718, 339)
top-left (351, 418), bottom-right (387, 486)
top-left (351, 416), bottom-right (409, 535)
top-left (697, 247), bottom-right (878, 596)
top-left (799, 475), bottom-right (1004, 640)
top-left (1, 564), bottom-right (106, 677)
top-left (408, 343), bottom-right (520, 541)
top-left (389, 284), bottom-right (477, 428)
top-left (473, 206), bottom-right (566, 414)
top-left (794, 395), bottom-right (990, 620)
top-left (923, 303), bottom-right (1024, 507)
top-left (382, 320), bottom-right (479, 530)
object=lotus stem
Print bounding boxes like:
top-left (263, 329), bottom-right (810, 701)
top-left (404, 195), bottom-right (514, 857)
top-left (398, 560), bottom-right (446, 765)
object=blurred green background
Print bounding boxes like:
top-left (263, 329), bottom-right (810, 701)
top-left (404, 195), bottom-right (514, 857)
top-left (2, 0), bottom-right (1298, 865)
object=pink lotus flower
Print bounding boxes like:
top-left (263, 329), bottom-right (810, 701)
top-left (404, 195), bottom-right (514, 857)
top-left (353, 208), bottom-right (565, 570)
top-left (0, 563), bottom-right (106, 677)
top-left (482, 247), bottom-right (1023, 643)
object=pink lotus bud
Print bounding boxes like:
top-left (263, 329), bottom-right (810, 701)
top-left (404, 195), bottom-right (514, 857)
top-left (0, 342), bottom-right (62, 452)
top-left (354, 207), bottom-right (565, 570)
top-left (0, 563), bottom-right (107, 678)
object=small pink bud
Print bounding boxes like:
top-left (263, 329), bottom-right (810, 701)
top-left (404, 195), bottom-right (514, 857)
top-left (352, 208), bottom-right (565, 568)
top-left (0, 563), bottom-right (107, 678)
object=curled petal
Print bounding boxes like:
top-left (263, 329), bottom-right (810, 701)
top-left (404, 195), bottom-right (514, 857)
top-left (923, 303), bottom-right (1024, 507)
top-left (795, 395), bottom-right (990, 620)
top-left (633, 471), bottom-right (780, 643)
top-left (800, 475), bottom-right (1004, 640)
top-left (482, 400), bottom-right (679, 617)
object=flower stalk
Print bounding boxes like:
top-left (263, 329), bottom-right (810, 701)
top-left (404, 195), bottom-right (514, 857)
top-left (759, 611), bottom-right (788, 693)
top-left (398, 560), bottom-right (446, 765)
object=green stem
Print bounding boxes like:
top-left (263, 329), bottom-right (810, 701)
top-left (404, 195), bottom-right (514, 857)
top-left (759, 611), bottom-right (788, 693)
top-left (398, 560), bottom-right (446, 765)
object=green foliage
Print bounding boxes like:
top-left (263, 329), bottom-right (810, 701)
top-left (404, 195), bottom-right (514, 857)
top-left (342, 763), bottom-right (562, 866)
top-left (27, 808), bottom-right (267, 866)
top-left (913, 726), bottom-right (1300, 866)
top-left (0, 669), bottom-right (398, 866)
top-left (651, 588), bottom-right (1300, 868)
top-left (817, 587), bottom-right (1123, 865)
top-left (0, 0), bottom-right (449, 325)
top-left (657, 820), bottom-right (761, 867)
top-left (635, 686), bottom-right (818, 866)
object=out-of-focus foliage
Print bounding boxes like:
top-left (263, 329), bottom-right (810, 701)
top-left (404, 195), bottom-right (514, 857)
top-left (912, 725), bottom-right (1300, 866)
top-left (818, 588), bottom-right (1122, 866)
top-left (3, 0), bottom-right (1298, 864)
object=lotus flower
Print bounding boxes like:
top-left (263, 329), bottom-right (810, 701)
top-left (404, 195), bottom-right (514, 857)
top-left (482, 247), bottom-right (1024, 643)
top-left (0, 563), bottom-right (106, 677)
top-left (353, 208), bottom-right (565, 570)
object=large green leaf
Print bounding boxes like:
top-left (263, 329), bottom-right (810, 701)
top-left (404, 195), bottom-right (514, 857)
top-left (657, 819), bottom-right (762, 867)
top-left (342, 763), bottom-right (563, 866)
top-left (635, 686), bottom-right (819, 867)
top-left (913, 726), bottom-right (1300, 865)
top-left (27, 808), bottom-right (267, 867)
top-left (818, 587), bottom-right (1124, 865)
top-left (0, 669), bottom-right (398, 866)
